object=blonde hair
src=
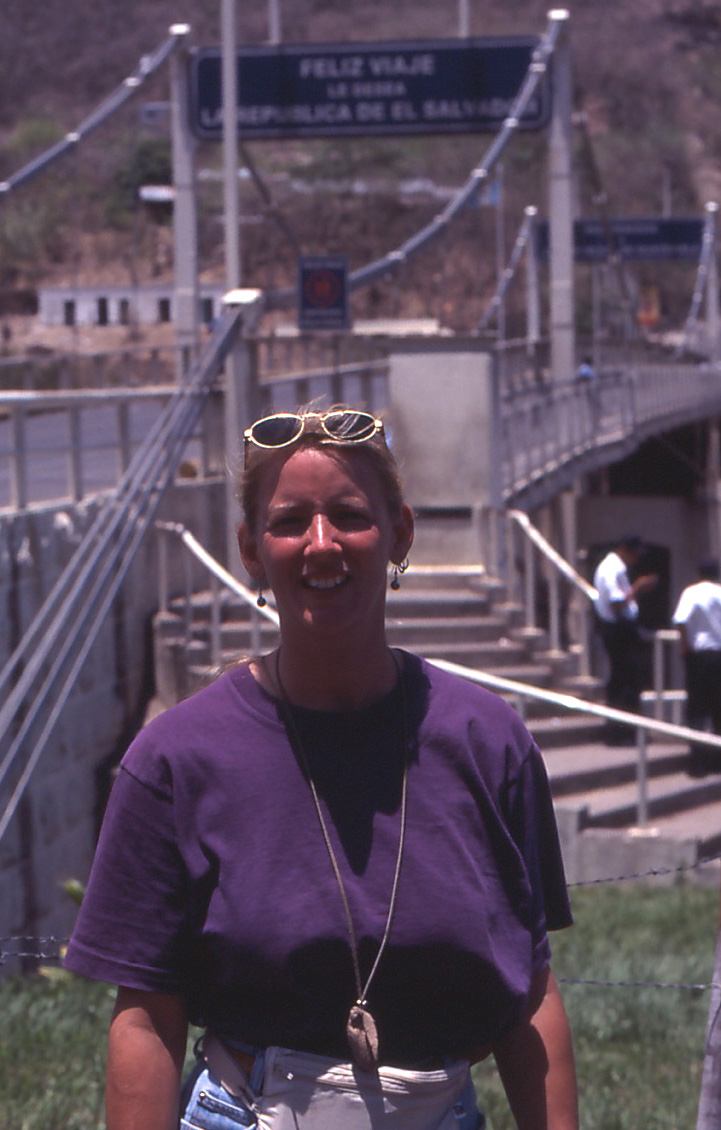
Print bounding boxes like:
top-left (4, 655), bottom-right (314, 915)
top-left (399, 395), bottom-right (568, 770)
top-left (238, 406), bottom-right (405, 533)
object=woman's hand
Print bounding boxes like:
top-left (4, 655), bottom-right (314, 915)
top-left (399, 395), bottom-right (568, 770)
top-left (106, 987), bottom-right (188, 1130)
top-left (491, 966), bottom-right (578, 1130)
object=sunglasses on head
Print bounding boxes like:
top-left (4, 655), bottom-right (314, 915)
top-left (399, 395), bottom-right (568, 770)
top-left (244, 410), bottom-right (385, 465)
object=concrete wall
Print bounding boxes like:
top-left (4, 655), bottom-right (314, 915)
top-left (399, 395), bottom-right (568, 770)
top-left (387, 341), bottom-right (501, 563)
top-left (0, 479), bottom-right (226, 961)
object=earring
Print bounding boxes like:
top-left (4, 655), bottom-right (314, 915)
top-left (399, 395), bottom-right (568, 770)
top-left (390, 558), bottom-right (409, 591)
top-left (256, 588), bottom-right (267, 608)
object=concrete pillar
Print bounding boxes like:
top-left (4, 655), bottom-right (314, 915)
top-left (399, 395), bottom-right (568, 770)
top-left (548, 10), bottom-right (575, 383)
top-left (386, 342), bottom-right (501, 564)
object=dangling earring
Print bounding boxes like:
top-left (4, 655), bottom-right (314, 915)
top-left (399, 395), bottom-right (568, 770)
top-left (256, 588), bottom-right (267, 608)
top-left (390, 558), bottom-right (409, 591)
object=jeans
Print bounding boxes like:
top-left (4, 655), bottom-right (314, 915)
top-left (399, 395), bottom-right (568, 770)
top-left (180, 1051), bottom-right (485, 1130)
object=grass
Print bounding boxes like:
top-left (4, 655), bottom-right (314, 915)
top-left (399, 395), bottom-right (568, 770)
top-left (0, 881), bottom-right (717, 1130)
top-left (474, 881), bottom-right (719, 1130)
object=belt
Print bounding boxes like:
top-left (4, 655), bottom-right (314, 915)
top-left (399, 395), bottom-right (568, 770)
top-left (202, 1034), bottom-right (256, 1101)
top-left (206, 1034), bottom-right (491, 1086)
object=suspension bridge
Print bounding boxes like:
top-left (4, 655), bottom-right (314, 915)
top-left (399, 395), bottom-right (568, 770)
top-left (1, 9), bottom-right (721, 971)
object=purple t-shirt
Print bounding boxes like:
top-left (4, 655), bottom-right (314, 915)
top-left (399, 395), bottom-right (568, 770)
top-left (65, 653), bottom-right (571, 1064)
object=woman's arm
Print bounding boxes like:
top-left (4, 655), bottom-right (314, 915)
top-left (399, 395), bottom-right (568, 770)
top-left (491, 967), bottom-right (578, 1130)
top-left (106, 987), bottom-right (189, 1130)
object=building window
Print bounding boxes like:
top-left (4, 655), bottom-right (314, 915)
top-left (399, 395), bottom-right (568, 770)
top-left (63, 300), bottom-right (76, 327)
top-left (119, 298), bottom-right (130, 325)
top-left (97, 296), bottom-right (109, 326)
top-left (201, 296), bottom-right (214, 324)
top-left (158, 297), bottom-right (171, 323)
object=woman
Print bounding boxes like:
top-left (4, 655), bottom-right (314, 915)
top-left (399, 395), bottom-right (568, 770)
top-left (65, 406), bottom-right (578, 1130)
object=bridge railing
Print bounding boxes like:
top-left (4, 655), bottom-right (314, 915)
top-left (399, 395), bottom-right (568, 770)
top-left (0, 385), bottom-right (225, 511)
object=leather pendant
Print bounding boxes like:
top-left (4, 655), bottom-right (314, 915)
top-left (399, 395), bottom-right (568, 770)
top-left (346, 1004), bottom-right (379, 1072)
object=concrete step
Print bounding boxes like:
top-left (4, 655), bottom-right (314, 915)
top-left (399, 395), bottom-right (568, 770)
top-left (543, 738), bottom-right (689, 795)
top-left (419, 642), bottom-right (554, 682)
top-left (635, 800), bottom-right (721, 859)
top-left (555, 754), bottom-right (721, 829)
top-left (528, 714), bottom-right (607, 750)
top-left (386, 588), bottom-right (495, 618)
top-left (383, 614), bottom-right (514, 645)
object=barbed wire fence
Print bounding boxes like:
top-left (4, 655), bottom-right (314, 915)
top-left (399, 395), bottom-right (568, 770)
top-left (3, 850), bottom-right (720, 989)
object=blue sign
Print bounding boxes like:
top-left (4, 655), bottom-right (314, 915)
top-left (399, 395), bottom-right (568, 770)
top-left (298, 256), bottom-right (350, 332)
top-left (191, 37), bottom-right (550, 140)
top-left (535, 218), bottom-right (705, 262)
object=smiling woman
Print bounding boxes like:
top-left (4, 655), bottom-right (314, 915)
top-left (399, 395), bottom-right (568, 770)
top-left (64, 405), bottom-right (578, 1130)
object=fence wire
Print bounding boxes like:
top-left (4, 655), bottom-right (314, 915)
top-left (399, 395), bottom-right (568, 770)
top-left (3, 850), bottom-right (720, 992)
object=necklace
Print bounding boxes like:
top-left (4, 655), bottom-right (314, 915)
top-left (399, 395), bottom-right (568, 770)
top-left (272, 650), bottom-right (409, 1072)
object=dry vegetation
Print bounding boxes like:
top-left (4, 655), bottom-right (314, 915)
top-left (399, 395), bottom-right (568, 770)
top-left (0, 0), bottom-right (720, 334)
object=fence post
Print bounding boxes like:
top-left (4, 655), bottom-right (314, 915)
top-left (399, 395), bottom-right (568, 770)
top-left (695, 878), bottom-right (721, 1129)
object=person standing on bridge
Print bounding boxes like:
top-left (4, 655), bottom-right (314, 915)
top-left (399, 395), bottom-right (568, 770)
top-left (65, 405), bottom-right (578, 1130)
top-left (672, 555), bottom-right (721, 776)
top-left (593, 534), bottom-right (658, 745)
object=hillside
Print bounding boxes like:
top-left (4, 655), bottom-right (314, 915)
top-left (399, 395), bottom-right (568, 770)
top-left (1, 0), bottom-right (720, 334)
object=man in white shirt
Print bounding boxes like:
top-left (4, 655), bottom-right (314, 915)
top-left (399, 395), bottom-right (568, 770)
top-left (593, 535), bottom-right (658, 745)
top-left (672, 556), bottom-right (721, 776)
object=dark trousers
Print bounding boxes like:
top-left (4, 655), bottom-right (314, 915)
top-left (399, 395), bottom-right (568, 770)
top-left (598, 618), bottom-right (644, 741)
top-left (685, 650), bottom-right (721, 770)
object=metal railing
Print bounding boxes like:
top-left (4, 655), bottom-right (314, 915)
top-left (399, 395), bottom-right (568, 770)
top-left (0, 385), bottom-right (222, 510)
top-left (500, 360), bottom-right (721, 503)
top-left (0, 307), bottom-right (243, 845)
top-left (480, 505), bottom-right (687, 719)
top-left (429, 658), bottom-right (721, 829)
top-left (156, 521), bottom-right (279, 663)
top-left (153, 519), bottom-right (720, 831)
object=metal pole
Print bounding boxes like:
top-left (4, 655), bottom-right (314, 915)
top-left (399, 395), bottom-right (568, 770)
top-left (548, 9), bottom-right (575, 383)
top-left (525, 206), bottom-right (540, 361)
top-left (169, 25), bottom-right (199, 381)
top-left (221, 0), bottom-right (252, 575)
top-left (713, 412), bottom-right (721, 584)
top-left (458, 0), bottom-right (470, 36)
top-left (268, 0), bottom-right (282, 43)
top-left (636, 727), bottom-right (648, 826)
top-left (496, 164), bottom-right (506, 355)
top-left (705, 202), bottom-right (719, 363)
top-left (222, 0), bottom-right (241, 290)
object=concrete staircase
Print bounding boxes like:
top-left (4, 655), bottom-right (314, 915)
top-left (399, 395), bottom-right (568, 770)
top-left (152, 567), bottom-right (721, 884)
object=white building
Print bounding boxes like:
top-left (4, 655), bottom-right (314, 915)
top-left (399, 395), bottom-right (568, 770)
top-left (38, 282), bottom-right (226, 329)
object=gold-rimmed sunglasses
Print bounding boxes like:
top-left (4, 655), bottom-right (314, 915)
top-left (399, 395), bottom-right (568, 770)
top-left (244, 410), bottom-right (385, 466)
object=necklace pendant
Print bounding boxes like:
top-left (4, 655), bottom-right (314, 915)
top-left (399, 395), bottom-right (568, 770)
top-left (346, 1003), bottom-right (379, 1072)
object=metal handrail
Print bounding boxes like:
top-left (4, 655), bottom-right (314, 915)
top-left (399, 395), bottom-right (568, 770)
top-left (152, 521), bottom-right (719, 831)
top-left (429, 657), bottom-right (721, 829)
top-left (507, 508), bottom-right (597, 600)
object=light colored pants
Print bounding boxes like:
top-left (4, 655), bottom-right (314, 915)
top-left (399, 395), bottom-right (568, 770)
top-left (180, 1042), bottom-right (485, 1130)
